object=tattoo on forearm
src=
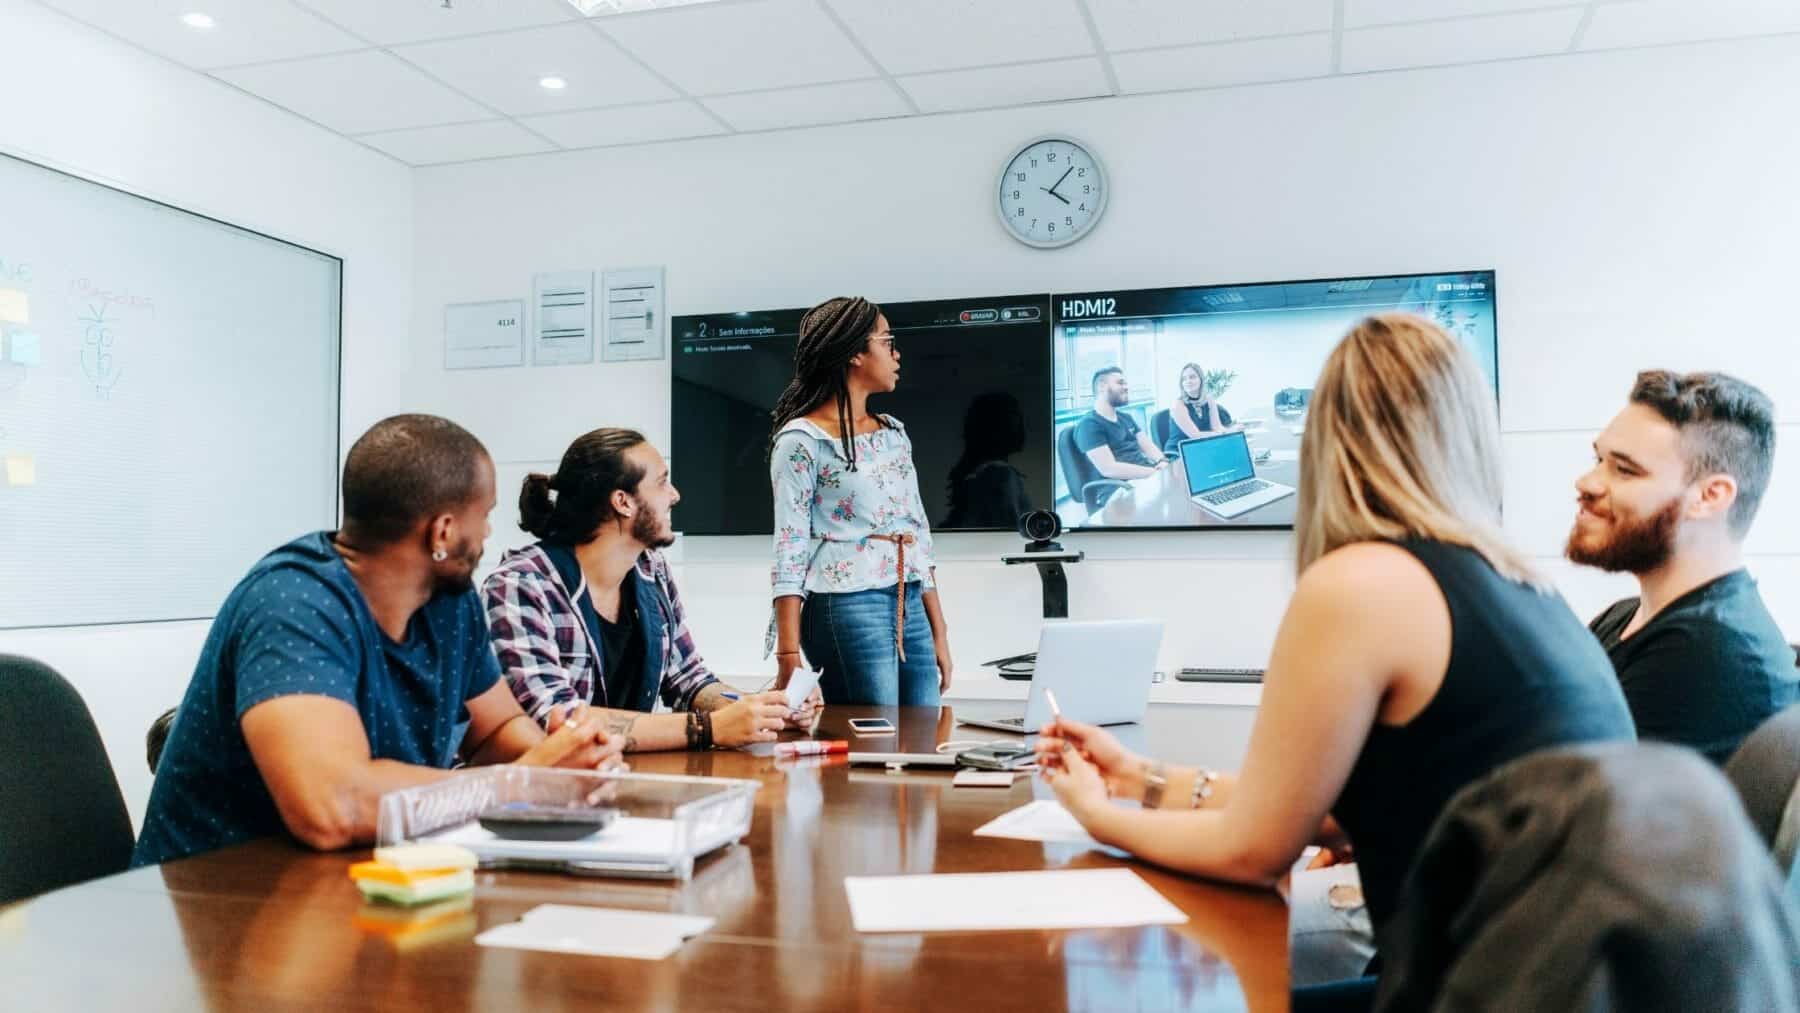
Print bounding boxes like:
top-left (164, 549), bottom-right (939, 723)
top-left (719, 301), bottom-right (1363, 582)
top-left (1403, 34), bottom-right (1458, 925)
top-left (692, 683), bottom-right (730, 713)
top-left (605, 714), bottom-right (640, 753)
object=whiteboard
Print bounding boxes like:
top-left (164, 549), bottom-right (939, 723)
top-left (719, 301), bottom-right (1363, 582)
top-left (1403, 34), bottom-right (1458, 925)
top-left (0, 152), bottom-right (340, 629)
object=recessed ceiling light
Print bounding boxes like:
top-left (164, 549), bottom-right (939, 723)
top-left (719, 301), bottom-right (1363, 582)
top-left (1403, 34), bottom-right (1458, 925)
top-left (539, 76), bottom-right (568, 91)
top-left (180, 12), bottom-right (215, 29)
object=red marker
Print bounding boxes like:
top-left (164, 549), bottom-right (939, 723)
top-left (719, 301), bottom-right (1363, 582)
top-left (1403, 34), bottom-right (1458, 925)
top-left (775, 740), bottom-right (849, 758)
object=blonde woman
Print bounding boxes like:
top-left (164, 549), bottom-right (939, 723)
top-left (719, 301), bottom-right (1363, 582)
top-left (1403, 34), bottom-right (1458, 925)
top-left (1169, 361), bottom-right (1235, 445)
top-left (1036, 315), bottom-right (1634, 996)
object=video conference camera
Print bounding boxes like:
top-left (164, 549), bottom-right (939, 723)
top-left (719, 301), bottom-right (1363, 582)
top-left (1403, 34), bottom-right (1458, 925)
top-left (1001, 510), bottom-right (1083, 617)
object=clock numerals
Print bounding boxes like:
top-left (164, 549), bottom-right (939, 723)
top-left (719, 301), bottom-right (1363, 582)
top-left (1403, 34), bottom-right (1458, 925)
top-left (998, 138), bottom-right (1106, 248)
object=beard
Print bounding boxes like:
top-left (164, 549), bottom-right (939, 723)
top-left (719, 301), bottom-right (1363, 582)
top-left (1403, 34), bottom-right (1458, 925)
top-left (1565, 494), bottom-right (1682, 574)
top-left (433, 534), bottom-right (483, 594)
top-left (630, 504), bottom-right (676, 549)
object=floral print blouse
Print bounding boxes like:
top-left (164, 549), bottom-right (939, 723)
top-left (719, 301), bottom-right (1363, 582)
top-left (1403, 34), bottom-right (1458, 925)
top-left (770, 416), bottom-right (938, 599)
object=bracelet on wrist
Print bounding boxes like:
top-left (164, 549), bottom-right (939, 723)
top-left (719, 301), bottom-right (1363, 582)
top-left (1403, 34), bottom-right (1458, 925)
top-left (698, 709), bottom-right (716, 750)
top-left (1191, 768), bottom-right (1218, 809)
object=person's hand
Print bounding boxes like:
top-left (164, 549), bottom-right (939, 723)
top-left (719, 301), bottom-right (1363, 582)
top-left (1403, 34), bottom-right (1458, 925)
top-left (774, 651), bottom-right (804, 691)
top-left (516, 703), bottom-right (626, 772)
top-left (783, 685), bottom-right (824, 729)
top-left (709, 692), bottom-right (789, 747)
top-left (1034, 717), bottom-right (1147, 799)
top-left (1041, 742), bottom-right (1110, 822)
top-left (935, 636), bottom-right (954, 692)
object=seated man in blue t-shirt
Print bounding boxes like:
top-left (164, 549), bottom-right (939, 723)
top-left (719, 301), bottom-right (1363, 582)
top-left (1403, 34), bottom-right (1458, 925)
top-left (133, 415), bottom-right (623, 867)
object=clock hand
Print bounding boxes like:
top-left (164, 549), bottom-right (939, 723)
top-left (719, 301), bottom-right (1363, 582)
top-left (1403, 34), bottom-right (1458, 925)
top-left (1047, 164), bottom-right (1075, 197)
top-left (1039, 186), bottom-right (1071, 206)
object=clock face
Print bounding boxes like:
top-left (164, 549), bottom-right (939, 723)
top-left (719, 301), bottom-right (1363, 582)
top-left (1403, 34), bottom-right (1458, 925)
top-left (997, 137), bottom-right (1106, 249)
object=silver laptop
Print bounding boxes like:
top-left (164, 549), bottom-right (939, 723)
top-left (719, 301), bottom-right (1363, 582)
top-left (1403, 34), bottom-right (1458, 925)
top-left (1179, 431), bottom-right (1295, 519)
top-left (958, 620), bottom-right (1163, 735)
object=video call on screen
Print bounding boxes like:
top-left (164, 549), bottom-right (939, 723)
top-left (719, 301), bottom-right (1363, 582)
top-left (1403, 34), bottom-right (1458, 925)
top-left (671, 271), bottom-right (1496, 536)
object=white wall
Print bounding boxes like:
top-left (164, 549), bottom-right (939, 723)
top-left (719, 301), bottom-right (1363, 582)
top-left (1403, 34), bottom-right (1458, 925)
top-left (405, 34), bottom-right (1800, 720)
top-left (0, 0), bottom-right (414, 829)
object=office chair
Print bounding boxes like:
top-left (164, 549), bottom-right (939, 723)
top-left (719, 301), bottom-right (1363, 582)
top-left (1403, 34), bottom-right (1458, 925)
top-left (1374, 743), bottom-right (1800, 1012)
top-left (1725, 703), bottom-right (1800, 895)
top-left (1149, 408), bottom-right (1173, 455)
top-left (1055, 426), bottom-right (1129, 515)
top-left (146, 707), bottom-right (178, 773)
top-left (0, 655), bottom-right (135, 904)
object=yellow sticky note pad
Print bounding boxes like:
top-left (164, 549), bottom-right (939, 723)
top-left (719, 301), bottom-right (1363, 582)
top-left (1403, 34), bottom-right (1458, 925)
top-left (0, 289), bottom-right (27, 325)
top-left (4, 454), bottom-right (35, 487)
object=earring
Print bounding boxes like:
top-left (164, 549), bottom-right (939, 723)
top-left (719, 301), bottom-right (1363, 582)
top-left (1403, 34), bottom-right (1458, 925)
top-left (431, 549), bottom-right (448, 562)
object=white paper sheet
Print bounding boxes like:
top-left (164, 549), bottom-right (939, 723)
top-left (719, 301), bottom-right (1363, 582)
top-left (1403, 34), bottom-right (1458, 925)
top-left (476, 904), bottom-right (715, 960)
top-left (843, 868), bottom-right (1187, 933)
top-left (783, 668), bottom-right (821, 711)
top-left (972, 799), bottom-right (1103, 845)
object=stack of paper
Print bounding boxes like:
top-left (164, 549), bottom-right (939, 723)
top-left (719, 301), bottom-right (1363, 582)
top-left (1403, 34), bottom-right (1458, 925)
top-left (972, 799), bottom-right (1103, 846)
top-left (843, 868), bottom-right (1187, 933)
top-left (475, 904), bottom-right (715, 960)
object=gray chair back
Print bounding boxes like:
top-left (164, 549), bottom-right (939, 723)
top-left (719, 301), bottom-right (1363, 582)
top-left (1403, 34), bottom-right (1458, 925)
top-left (1725, 703), bottom-right (1800, 897)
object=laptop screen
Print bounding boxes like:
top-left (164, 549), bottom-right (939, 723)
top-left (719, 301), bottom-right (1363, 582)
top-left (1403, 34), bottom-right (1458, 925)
top-left (1181, 433), bottom-right (1255, 495)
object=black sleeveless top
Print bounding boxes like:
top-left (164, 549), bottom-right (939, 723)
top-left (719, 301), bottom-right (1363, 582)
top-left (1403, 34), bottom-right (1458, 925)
top-left (1332, 540), bottom-right (1635, 936)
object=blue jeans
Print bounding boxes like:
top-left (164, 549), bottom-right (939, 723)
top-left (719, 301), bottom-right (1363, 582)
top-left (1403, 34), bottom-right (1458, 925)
top-left (800, 582), bottom-right (941, 707)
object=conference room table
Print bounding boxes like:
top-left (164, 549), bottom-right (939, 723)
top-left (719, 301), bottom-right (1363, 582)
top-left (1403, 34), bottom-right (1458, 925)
top-left (1092, 449), bottom-right (1302, 528)
top-left (1, 705), bottom-right (1288, 1012)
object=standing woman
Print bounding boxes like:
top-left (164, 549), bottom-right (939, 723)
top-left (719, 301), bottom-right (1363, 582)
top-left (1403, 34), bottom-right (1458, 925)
top-left (767, 296), bottom-right (953, 706)
top-left (1169, 361), bottom-right (1236, 447)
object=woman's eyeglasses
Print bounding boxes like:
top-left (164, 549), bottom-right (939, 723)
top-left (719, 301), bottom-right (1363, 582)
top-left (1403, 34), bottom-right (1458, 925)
top-left (873, 335), bottom-right (899, 355)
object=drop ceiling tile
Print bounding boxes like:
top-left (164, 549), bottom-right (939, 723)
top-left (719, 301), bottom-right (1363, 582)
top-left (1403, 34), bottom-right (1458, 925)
top-left (1582, 0), bottom-right (1800, 51)
top-left (701, 79), bottom-right (910, 131)
top-left (1113, 32), bottom-right (1333, 91)
top-left (215, 49), bottom-right (494, 134)
top-left (822, 0), bottom-right (1093, 74)
top-left (357, 119), bottom-right (557, 165)
top-left (292, 0), bottom-right (578, 45)
top-left (39, 0), bottom-right (364, 69)
top-left (897, 57), bottom-right (1111, 114)
top-left (520, 100), bottom-right (727, 147)
top-left (395, 22), bottom-right (675, 116)
top-left (1341, 8), bottom-right (1586, 73)
top-left (1085, 0), bottom-right (1336, 51)
top-left (1346, 0), bottom-right (1588, 29)
top-left (599, 0), bottom-right (874, 94)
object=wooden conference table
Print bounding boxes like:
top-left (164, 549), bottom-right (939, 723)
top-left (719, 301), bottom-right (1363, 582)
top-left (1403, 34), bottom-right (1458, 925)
top-left (1, 705), bottom-right (1288, 1012)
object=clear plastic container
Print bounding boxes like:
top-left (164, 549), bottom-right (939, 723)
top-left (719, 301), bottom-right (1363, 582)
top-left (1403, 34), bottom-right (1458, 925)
top-left (375, 768), bottom-right (759, 881)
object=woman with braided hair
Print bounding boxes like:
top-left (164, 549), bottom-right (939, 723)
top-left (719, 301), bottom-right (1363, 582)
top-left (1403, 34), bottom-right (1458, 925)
top-left (767, 296), bottom-right (954, 706)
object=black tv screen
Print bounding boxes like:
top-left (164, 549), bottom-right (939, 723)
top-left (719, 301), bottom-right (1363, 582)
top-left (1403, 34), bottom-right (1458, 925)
top-left (1050, 270), bottom-right (1498, 530)
top-left (671, 294), bottom-right (1054, 536)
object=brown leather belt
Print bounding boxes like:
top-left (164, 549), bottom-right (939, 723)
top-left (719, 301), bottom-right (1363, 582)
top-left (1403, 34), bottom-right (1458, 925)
top-left (862, 533), bottom-right (916, 661)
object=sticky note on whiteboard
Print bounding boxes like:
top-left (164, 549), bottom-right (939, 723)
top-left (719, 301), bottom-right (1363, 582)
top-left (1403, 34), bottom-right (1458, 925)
top-left (4, 454), bottom-right (35, 487)
top-left (0, 289), bottom-right (27, 325)
top-left (8, 330), bottom-right (41, 365)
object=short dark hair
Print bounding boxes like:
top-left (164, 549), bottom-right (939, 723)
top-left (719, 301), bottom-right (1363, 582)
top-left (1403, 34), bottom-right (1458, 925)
top-left (1629, 370), bottom-right (1777, 537)
top-left (520, 428), bottom-right (649, 545)
top-left (341, 414), bottom-right (490, 545)
top-left (1092, 366), bottom-right (1122, 395)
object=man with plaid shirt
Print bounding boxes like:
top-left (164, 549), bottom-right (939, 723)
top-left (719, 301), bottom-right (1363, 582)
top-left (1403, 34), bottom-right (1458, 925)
top-left (485, 428), bottom-right (820, 751)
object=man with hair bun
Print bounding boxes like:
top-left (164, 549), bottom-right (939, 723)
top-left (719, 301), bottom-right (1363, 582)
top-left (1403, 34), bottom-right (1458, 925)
top-left (1567, 370), bottom-right (1796, 763)
top-left (134, 415), bottom-right (622, 867)
top-left (484, 428), bottom-right (816, 752)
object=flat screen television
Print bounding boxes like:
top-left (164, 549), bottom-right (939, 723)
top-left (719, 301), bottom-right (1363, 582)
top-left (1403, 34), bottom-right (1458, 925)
top-left (1050, 270), bottom-right (1498, 530)
top-left (671, 294), bottom-right (1054, 536)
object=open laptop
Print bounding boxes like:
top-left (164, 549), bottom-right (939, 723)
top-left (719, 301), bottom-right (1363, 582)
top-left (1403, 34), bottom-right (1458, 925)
top-left (958, 620), bottom-right (1163, 735)
top-left (1179, 431), bottom-right (1295, 519)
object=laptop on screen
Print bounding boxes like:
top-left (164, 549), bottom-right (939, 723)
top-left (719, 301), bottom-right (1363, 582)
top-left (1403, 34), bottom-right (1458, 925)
top-left (1179, 432), bottom-right (1295, 519)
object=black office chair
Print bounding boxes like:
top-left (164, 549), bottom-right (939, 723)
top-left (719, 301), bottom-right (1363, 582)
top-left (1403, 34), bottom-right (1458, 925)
top-left (1150, 408), bottom-right (1175, 456)
top-left (0, 655), bottom-right (135, 904)
top-left (146, 707), bottom-right (178, 773)
top-left (1725, 703), bottom-right (1800, 892)
top-left (1374, 743), bottom-right (1800, 1012)
top-left (1055, 425), bottom-right (1129, 514)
